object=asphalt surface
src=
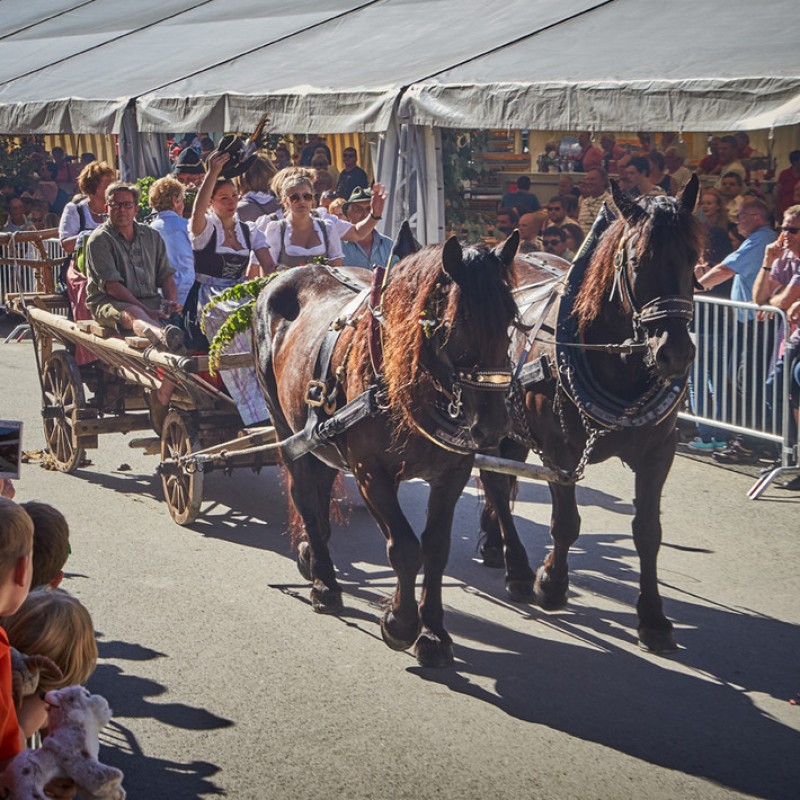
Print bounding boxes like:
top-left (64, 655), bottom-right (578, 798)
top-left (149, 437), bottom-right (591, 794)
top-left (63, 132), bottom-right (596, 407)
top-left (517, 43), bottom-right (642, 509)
top-left (1, 315), bottom-right (799, 800)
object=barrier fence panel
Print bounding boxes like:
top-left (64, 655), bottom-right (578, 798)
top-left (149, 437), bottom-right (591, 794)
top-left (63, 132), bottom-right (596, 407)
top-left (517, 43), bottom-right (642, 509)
top-left (680, 294), bottom-right (798, 497)
top-left (0, 233), bottom-right (64, 313)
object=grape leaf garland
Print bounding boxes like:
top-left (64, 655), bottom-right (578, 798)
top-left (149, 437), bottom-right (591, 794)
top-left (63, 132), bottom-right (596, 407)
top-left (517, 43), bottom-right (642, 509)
top-left (201, 275), bottom-right (278, 374)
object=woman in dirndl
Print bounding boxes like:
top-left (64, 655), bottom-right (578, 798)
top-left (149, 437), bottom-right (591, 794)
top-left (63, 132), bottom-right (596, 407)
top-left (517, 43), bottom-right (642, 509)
top-left (188, 150), bottom-right (275, 426)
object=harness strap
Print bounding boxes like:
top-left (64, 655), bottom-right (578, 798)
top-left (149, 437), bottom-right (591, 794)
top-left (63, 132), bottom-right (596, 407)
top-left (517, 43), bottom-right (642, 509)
top-left (281, 389), bottom-right (378, 461)
top-left (513, 289), bottom-right (559, 380)
top-left (323, 264), bottom-right (369, 293)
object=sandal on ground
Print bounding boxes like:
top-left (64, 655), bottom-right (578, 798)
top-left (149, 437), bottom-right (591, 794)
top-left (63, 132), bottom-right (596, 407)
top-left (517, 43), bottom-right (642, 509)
top-left (711, 440), bottom-right (760, 465)
top-left (144, 390), bottom-right (169, 435)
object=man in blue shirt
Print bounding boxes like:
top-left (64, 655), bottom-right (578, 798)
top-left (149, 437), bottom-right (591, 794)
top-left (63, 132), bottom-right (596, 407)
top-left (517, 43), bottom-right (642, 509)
top-left (696, 198), bottom-right (777, 463)
top-left (698, 198), bottom-right (776, 316)
top-left (340, 187), bottom-right (392, 269)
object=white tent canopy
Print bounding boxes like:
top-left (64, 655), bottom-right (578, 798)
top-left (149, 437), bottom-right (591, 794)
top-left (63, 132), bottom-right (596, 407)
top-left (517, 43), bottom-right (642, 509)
top-left (0, 0), bottom-right (374, 133)
top-left (400, 0), bottom-right (800, 133)
top-left (1, 0), bottom-right (798, 240)
top-left (135, 0), bottom-right (601, 134)
top-left (3, 0), bottom-right (797, 135)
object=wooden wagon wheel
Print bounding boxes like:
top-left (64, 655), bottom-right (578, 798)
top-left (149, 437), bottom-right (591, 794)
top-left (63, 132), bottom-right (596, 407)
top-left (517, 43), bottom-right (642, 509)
top-left (41, 350), bottom-right (86, 473)
top-left (160, 410), bottom-right (204, 525)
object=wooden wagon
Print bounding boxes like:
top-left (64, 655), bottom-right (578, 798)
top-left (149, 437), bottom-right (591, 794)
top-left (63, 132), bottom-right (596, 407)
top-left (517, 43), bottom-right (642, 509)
top-left (4, 279), bottom-right (280, 525)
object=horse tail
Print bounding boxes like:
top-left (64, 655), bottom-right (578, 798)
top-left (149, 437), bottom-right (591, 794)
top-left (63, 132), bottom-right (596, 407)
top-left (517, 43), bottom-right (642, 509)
top-left (280, 461), bottom-right (351, 548)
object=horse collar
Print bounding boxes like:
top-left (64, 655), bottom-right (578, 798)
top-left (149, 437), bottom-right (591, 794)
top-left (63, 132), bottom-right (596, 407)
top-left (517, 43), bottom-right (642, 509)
top-left (554, 214), bottom-right (688, 430)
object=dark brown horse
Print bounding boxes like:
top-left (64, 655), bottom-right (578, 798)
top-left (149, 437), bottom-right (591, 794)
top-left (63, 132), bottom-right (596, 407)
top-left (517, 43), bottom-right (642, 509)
top-left (480, 176), bottom-right (702, 652)
top-left (254, 231), bottom-right (519, 666)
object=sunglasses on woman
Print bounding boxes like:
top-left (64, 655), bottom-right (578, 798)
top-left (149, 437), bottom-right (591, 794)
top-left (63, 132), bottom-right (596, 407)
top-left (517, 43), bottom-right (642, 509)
top-left (781, 225), bottom-right (800, 234)
top-left (288, 192), bottom-right (314, 204)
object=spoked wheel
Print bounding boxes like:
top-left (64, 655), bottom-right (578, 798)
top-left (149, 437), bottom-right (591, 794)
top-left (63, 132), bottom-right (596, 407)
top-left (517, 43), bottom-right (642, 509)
top-left (160, 410), bottom-right (204, 525)
top-left (41, 350), bottom-right (86, 473)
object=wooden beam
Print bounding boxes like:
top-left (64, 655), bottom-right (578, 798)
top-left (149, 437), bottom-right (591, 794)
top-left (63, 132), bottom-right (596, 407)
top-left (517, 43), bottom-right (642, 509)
top-left (473, 454), bottom-right (573, 484)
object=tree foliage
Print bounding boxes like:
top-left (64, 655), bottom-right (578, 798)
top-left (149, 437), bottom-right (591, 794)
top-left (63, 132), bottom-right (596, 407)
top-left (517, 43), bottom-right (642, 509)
top-left (440, 130), bottom-right (491, 234)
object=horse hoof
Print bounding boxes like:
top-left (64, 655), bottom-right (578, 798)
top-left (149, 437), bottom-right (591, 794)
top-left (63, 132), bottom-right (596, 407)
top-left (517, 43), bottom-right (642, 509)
top-left (638, 627), bottom-right (678, 654)
top-left (296, 541), bottom-right (312, 582)
top-left (310, 584), bottom-right (343, 615)
top-left (380, 610), bottom-right (419, 651)
top-left (480, 543), bottom-right (505, 569)
top-left (506, 579), bottom-right (535, 604)
top-left (414, 633), bottom-right (454, 668)
top-left (533, 566), bottom-right (568, 610)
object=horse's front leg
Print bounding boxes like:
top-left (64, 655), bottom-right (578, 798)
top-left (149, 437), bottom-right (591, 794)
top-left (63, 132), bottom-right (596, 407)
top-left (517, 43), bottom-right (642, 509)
top-left (479, 448), bottom-right (536, 602)
top-left (415, 462), bottom-right (472, 667)
top-left (632, 454), bottom-right (677, 653)
top-left (356, 468), bottom-right (423, 653)
top-left (534, 481), bottom-right (580, 609)
top-left (287, 455), bottom-right (343, 614)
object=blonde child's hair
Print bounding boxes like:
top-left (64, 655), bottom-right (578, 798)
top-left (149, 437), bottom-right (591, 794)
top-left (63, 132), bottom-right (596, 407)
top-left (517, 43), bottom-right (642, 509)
top-left (20, 501), bottom-right (70, 589)
top-left (1, 589), bottom-right (97, 691)
top-left (0, 498), bottom-right (33, 582)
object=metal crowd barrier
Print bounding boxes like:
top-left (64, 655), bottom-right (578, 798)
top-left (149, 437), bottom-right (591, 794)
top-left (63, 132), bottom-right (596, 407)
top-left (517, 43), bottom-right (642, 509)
top-left (678, 295), bottom-right (798, 499)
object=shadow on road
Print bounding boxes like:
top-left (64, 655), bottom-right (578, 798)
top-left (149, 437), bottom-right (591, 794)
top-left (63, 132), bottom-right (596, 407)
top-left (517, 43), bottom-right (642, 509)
top-left (405, 539), bottom-right (799, 800)
top-left (55, 431), bottom-right (797, 798)
top-left (89, 643), bottom-right (233, 798)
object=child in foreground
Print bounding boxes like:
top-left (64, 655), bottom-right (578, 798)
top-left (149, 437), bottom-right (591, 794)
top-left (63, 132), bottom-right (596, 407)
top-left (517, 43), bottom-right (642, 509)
top-left (0, 497), bottom-right (35, 767)
top-left (1, 588), bottom-right (98, 738)
top-left (20, 501), bottom-right (70, 590)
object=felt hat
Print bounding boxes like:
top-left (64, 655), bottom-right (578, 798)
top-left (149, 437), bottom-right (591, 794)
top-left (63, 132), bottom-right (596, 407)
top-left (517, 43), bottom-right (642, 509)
top-left (172, 148), bottom-right (205, 176)
top-left (342, 186), bottom-right (372, 212)
top-left (217, 134), bottom-right (258, 179)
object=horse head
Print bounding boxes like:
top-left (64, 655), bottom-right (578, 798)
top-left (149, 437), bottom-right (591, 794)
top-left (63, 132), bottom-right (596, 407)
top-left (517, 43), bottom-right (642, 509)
top-left (435, 232), bottom-right (519, 449)
top-left (382, 233), bottom-right (519, 452)
top-left (609, 175), bottom-right (702, 380)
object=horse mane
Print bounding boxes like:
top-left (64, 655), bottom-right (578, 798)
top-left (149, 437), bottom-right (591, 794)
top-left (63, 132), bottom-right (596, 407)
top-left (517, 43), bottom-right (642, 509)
top-left (359, 242), bottom-right (516, 437)
top-left (572, 195), bottom-right (703, 330)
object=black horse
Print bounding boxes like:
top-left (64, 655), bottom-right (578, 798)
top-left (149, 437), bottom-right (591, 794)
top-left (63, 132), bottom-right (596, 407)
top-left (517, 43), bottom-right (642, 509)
top-left (480, 176), bottom-right (702, 652)
top-left (254, 232), bottom-right (519, 666)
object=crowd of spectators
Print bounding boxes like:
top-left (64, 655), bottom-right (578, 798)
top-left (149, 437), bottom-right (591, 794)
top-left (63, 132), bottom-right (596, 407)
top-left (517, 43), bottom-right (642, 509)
top-left (0, 145), bottom-right (99, 234)
top-left (493, 131), bottom-right (792, 255)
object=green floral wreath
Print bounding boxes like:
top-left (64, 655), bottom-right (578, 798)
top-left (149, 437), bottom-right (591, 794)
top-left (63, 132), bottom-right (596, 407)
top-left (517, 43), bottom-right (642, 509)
top-left (201, 275), bottom-right (278, 374)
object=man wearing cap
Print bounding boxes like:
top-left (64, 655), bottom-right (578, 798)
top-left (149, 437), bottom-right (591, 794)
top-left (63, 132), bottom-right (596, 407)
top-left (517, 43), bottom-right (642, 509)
top-left (172, 148), bottom-right (206, 187)
top-left (341, 187), bottom-right (392, 269)
top-left (336, 147), bottom-right (369, 202)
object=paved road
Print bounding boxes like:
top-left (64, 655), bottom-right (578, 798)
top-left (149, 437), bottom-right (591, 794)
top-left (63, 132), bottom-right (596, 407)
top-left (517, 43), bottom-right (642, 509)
top-left (1, 321), bottom-right (798, 800)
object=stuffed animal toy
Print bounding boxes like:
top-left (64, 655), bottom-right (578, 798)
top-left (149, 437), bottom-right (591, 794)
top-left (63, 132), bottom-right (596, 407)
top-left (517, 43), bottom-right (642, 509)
top-left (1, 686), bottom-right (125, 800)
